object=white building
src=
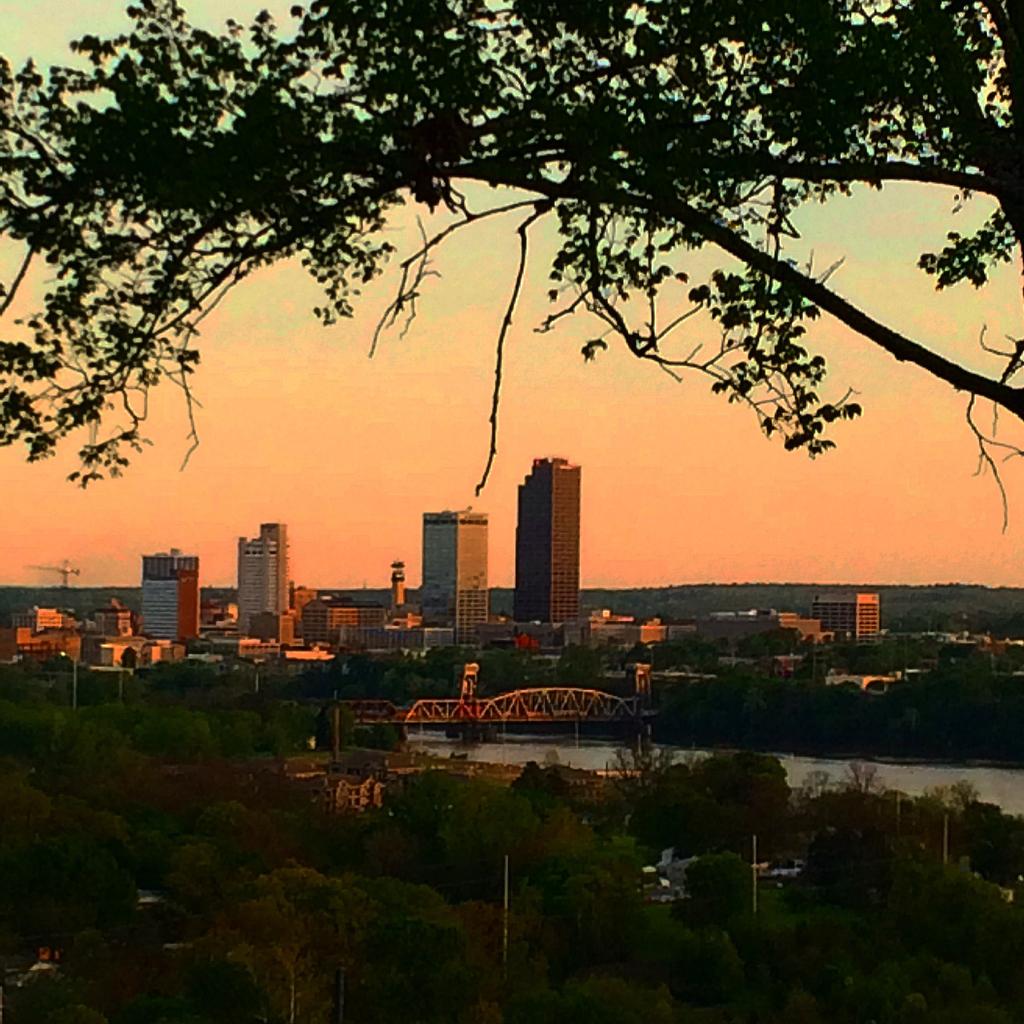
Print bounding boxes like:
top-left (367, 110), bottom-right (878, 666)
top-left (421, 510), bottom-right (488, 644)
top-left (237, 523), bottom-right (289, 633)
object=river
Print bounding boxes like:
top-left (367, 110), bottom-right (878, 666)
top-left (407, 733), bottom-right (1024, 814)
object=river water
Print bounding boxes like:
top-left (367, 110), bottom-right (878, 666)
top-left (407, 733), bottom-right (1024, 815)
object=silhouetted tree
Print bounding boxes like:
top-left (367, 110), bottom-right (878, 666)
top-left (3, 1), bottom-right (1024, 491)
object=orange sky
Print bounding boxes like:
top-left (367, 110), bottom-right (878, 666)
top-left (3, 2), bottom-right (1024, 590)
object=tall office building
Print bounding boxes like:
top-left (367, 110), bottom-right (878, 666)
top-left (811, 592), bottom-right (880, 639)
top-left (237, 523), bottom-right (289, 633)
top-left (513, 457), bottom-right (581, 624)
top-left (421, 511), bottom-right (489, 643)
top-left (141, 549), bottom-right (200, 640)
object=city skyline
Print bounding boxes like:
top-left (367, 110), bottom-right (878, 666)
top-left (4, 8), bottom-right (1024, 1024)
top-left (5, 5), bottom-right (1024, 591)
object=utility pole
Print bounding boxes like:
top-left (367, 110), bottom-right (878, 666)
top-left (942, 813), bottom-right (949, 866)
top-left (71, 655), bottom-right (78, 710)
top-left (751, 834), bottom-right (759, 915)
top-left (501, 851), bottom-right (509, 978)
top-left (332, 967), bottom-right (345, 1024)
top-left (331, 705), bottom-right (341, 764)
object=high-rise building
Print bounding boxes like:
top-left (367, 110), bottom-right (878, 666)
top-left (811, 592), bottom-right (880, 639)
top-left (237, 523), bottom-right (289, 634)
top-left (513, 457), bottom-right (581, 624)
top-left (141, 549), bottom-right (200, 641)
top-left (421, 511), bottom-right (489, 643)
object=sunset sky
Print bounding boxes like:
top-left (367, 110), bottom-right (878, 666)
top-left (4, 1), bottom-right (1024, 590)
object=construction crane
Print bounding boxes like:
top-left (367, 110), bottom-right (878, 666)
top-left (27, 560), bottom-right (81, 586)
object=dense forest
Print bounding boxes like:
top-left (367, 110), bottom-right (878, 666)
top-left (650, 635), bottom-right (1024, 763)
top-left (4, 661), bottom-right (1024, 1022)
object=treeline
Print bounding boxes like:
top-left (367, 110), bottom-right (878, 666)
top-left (6, 717), bottom-right (1024, 1023)
top-left (0, 663), bottom-right (318, 762)
top-left (503, 583), bottom-right (1024, 633)
top-left (9, 665), bottom-right (1024, 1022)
top-left (656, 652), bottom-right (1024, 761)
top-left (12, 581), bottom-right (1024, 633)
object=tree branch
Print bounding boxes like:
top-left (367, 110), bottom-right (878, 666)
top-left (460, 167), bottom-right (1024, 420)
top-left (369, 198), bottom-right (538, 357)
top-left (0, 245), bottom-right (33, 317)
top-left (475, 203), bottom-right (547, 496)
top-left (724, 155), bottom-right (1004, 196)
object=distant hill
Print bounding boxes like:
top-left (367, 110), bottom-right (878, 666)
top-left (591, 584), bottom-right (1024, 633)
top-left (6, 583), bottom-right (1024, 633)
top-left (0, 586), bottom-right (234, 623)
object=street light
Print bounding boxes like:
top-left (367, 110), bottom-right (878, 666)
top-left (61, 651), bottom-right (79, 709)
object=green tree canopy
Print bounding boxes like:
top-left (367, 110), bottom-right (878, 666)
top-left (677, 851), bottom-right (751, 926)
top-left (3, 0), bottom-right (1024, 487)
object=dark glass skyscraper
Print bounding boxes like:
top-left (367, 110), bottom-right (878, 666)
top-left (513, 457), bottom-right (581, 623)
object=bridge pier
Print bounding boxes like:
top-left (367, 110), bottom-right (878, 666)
top-left (445, 721), bottom-right (499, 743)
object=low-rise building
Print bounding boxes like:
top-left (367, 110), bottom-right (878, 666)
top-left (697, 608), bottom-right (785, 641)
top-left (11, 607), bottom-right (75, 632)
top-left (200, 599), bottom-right (238, 628)
top-left (568, 609), bottom-right (669, 647)
top-left (323, 775), bottom-right (385, 813)
top-left (777, 612), bottom-right (831, 643)
top-left (696, 608), bottom-right (826, 644)
top-left (249, 611), bottom-right (297, 644)
top-left (825, 670), bottom-right (901, 692)
top-left (83, 635), bottom-right (147, 667)
top-left (664, 620), bottom-right (698, 641)
top-left (142, 640), bottom-right (187, 665)
top-left (0, 627), bottom-right (82, 663)
top-left (92, 599), bottom-right (136, 637)
top-left (340, 625), bottom-right (456, 651)
top-left (208, 636), bottom-right (282, 660)
top-left (302, 597), bottom-right (388, 645)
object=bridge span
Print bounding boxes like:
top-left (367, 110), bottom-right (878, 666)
top-left (341, 663), bottom-right (654, 726)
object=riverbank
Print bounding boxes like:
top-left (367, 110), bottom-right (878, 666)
top-left (406, 733), bottom-right (1024, 815)
top-left (660, 739), bottom-right (1024, 774)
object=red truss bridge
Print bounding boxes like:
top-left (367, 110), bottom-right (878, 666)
top-left (342, 663), bottom-right (654, 725)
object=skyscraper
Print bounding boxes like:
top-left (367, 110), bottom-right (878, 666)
top-left (237, 523), bottom-right (289, 633)
top-left (421, 510), bottom-right (489, 643)
top-left (141, 549), bottom-right (200, 640)
top-left (513, 457), bottom-right (581, 624)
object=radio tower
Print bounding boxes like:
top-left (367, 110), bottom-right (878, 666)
top-left (390, 560), bottom-right (406, 613)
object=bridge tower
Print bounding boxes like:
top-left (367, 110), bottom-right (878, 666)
top-left (629, 662), bottom-right (652, 707)
top-left (459, 662), bottom-right (480, 702)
